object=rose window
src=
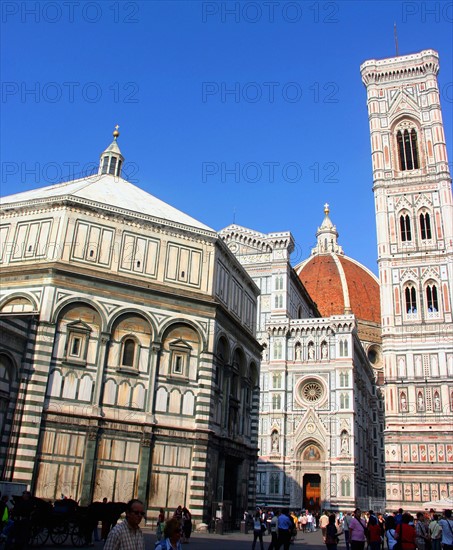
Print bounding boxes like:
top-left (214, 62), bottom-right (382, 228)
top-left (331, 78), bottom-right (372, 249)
top-left (301, 380), bottom-right (323, 403)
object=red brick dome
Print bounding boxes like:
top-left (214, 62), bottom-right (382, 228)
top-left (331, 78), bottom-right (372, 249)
top-left (296, 253), bottom-right (381, 324)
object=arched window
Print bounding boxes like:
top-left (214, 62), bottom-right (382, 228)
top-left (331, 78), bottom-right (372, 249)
top-left (339, 340), bottom-right (348, 357)
top-left (400, 214), bottom-right (412, 242)
top-left (426, 284), bottom-right (438, 313)
top-left (273, 373), bottom-right (282, 389)
top-left (272, 394), bottom-right (281, 410)
top-left (269, 473), bottom-right (280, 494)
top-left (340, 393), bottom-right (350, 409)
top-left (420, 212), bottom-right (432, 240)
top-left (397, 128), bottom-right (419, 171)
top-left (341, 477), bottom-right (351, 497)
top-left (405, 285), bottom-right (417, 314)
top-left (121, 338), bottom-right (136, 367)
top-left (339, 372), bottom-right (349, 387)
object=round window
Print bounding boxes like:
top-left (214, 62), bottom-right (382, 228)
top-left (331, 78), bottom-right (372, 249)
top-left (300, 379), bottom-right (324, 403)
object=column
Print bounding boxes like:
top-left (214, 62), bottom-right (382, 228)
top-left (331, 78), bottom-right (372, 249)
top-left (80, 427), bottom-right (98, 505)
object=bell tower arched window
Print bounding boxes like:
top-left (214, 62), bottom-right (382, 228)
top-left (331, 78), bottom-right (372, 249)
top-left (400, 214), bottom-right (412, 242)
top-left (397, 128), bottom-right (419, 171)
top-left (405, 285), bottom-right (417, 314)
top-left (426, 283), bottom-right (438, 313)
top-left (420, 212), bottom-right (432, 240)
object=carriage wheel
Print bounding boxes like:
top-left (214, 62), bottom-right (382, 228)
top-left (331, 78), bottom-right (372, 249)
top-left (50, 523), bottom-right (69, 546)
top-left (29, 526), bottom-right (50, 547)
top-left (71, 525), bottom-right (88, 547)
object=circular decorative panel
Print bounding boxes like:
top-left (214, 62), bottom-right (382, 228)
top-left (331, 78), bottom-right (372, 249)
top-left (301, 380), bottom-right (323, 402)
top-left (294, 375), bottom-right (327, 408)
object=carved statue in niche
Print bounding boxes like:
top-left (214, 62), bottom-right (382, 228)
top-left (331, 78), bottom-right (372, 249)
top-left (340, 431), bottom-right (349, 454)
top-left (271, 431), bottom-right (279, 452)
top-left (295, 344), bottom-right (301, 361)
top-left (303, 445), bottom-right (320, 461)
top-left (400, 391), bottom-right (408, 412)
top-left (321, 342), bottom-right (328, 359)
top-left (308, 344), bottom-right (315, 360)
top-left (417, 391), bottom-right (425, 411)
top-left (434, 392), bottom-right (441, 411)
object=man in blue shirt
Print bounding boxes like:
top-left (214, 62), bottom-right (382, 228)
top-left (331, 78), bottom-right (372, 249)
top-left (276, 508), bottom-right (295, 550)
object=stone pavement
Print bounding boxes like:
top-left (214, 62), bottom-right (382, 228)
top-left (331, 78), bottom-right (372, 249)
top-left (33, 526), bottom-right (327, 550)
top-left (121, 527), bottom-right (325, 550)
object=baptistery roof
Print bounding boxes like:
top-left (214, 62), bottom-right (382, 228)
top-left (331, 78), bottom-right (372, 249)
top-left (294, 205), bottom-right (381, 325)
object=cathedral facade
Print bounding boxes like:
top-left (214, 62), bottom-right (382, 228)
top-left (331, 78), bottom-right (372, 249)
top-left (0, 133), bottom-right (262, 525)
top-left (220, 210), bottom-right (385, 512)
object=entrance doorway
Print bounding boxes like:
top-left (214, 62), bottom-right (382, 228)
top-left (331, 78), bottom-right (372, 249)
top-left (303, 473), bottom-right (321, 511)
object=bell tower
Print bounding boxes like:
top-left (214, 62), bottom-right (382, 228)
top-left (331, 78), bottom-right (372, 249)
top-left (361, 50), bottom-right (453, 509)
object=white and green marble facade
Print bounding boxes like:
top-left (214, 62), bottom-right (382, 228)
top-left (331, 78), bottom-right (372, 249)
top-left (0, 151), bottom-right (261, 525)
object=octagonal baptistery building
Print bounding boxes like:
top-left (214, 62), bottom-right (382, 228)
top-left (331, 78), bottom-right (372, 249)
top-left (0, 130), bottom-right (262, 527)
top-left (295, 205), bottom-right (383, 380)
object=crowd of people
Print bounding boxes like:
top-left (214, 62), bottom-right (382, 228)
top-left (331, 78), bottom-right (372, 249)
top-left (246, 507), bottom-right (453, 550)
top-left (2, 489), bottom-right (452, 550)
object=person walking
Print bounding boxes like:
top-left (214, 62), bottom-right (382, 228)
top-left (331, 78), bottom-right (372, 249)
top-left (396, 513), bottom-right (416, 550)
top-left (268, 510), bottom-right (279, 550)
top-left (386, 516), bottom-right (399, 550)
top-left (325, 514), bottom-right (340, 550)
top-left (320, 510), bottom-right (330, 542)
top-left (275, 508), bottom-right (294, 550)
top-left (156, 508), bottom-right (165, 541)
top-left (300, 513), bottom-right (308, 533)
top-left (428, 514), bottom-right (442, 550)
top-left (415, 513), bottom-right (430, 550)
top-left (104, 499), bottom-right (145, 550)
top-left (368, 515), bottom-right (382, 550)
top-left (252, 510), bottom-right (265, 550)
top-left (181, 507), bottom-right (192, 544)
top-left (438, 510), bottom-right (453, 550)
top-left (307, 512), bottom-right (314, 533)
top-left (155, 518), bottom-right (183, 550)
top-left (349, 508), bottom-right (368, 550)
top-left (343, 512), bottom-right (352, 550)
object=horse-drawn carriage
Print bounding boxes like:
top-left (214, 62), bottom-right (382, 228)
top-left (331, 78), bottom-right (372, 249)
top-left (27, 498), bottom-right (93, 547)
top-left (4, 497), bottom-right (127, 548)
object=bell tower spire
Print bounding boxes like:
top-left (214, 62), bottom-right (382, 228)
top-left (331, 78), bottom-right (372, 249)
top-left (98, 125), bottom-right (124, 177)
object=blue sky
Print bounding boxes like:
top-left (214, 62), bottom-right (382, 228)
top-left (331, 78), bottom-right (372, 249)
top-left (2, 0), bottom-right (452, 274)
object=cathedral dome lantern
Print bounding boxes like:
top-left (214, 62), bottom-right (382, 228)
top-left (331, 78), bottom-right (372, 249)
top-left (314, 203), bottom-right (343, 255)
top-left (98, 125), bottom-right (124, 177)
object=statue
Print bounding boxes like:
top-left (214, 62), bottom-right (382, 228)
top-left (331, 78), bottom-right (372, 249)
top-left (271, 431), bottom-right (279, 452)
top-left (400, 392), bottom-right (408, 412)
top-left (321, 342), bottom-right (328, 359)
top-left (340, 432), bottom-right (349, 454)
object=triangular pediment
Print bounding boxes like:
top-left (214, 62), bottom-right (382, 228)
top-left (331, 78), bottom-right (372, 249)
top-left (388, 89), bottom-right (420, 123)
top-left (293, 407), bottom-right (328, 444)
top-left (400, 268), bottom-right (418, 282)
top-left (169, 338), bottom-right (192, 351)
top-left (66, 319), bottom-right (92, 333)
top-left (420, 266), bottom-right (439, 281)
top-left (414, 193), bottom-right (433, 208)
top-left (394, 195), bottom-right (412, 212)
